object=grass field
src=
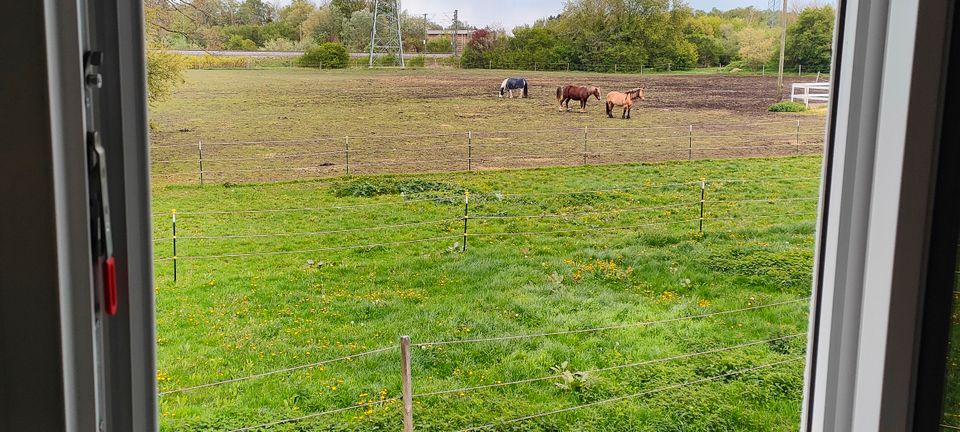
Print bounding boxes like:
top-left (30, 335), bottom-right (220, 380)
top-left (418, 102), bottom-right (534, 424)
top-left (151, 68), bottom-right (826, 431)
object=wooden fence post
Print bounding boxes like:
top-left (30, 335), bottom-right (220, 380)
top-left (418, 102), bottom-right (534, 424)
top-left (582, 127), bottom-right (588, 166)
top-left (198, 140), bottom-right (204, 186)
top-left (467, 132), bottom-right (473, 172)
top-left (400, 336), bottom-right (414, 432)
top-left (344, 136), bottom-right (350, 176)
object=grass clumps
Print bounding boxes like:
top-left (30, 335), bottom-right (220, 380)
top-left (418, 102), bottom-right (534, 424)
top-left (331, 178), bottom-right (465, 197)
top-left (768, 101), bottom-right (808, 112)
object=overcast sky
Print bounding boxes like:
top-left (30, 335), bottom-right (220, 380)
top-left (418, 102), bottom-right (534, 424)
top-left (401, 0), bottom-right (768, 31)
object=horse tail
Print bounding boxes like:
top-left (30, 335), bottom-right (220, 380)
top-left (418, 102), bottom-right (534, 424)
top-left (523, 81), bottom-right (529, 98)
top-left (556, 86), bottom-right (562, 100)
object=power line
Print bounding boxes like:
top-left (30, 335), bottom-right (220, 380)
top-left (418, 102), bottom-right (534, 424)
top-left (414, 333), bottom-right (805, 398)
top-left (159, 346), bottom-right (397, 396)
top-left (413, 298), bottom-right (806, 347)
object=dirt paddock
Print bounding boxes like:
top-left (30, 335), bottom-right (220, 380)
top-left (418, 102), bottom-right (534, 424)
top-left (149, 68), bottom-right (828, 184)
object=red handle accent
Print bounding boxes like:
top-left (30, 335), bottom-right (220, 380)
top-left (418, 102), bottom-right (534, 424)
top-left (103, 257), bottom-right (118, 316)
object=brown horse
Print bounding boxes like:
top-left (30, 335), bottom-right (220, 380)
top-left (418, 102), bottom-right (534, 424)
top-left (605, 87), bottom-right (645, 119)
top-left (557, 85), bottom-right (601, 113)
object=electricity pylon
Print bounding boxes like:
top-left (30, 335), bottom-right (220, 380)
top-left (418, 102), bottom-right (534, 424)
top-left (368, 0), bottom-right (405, 68)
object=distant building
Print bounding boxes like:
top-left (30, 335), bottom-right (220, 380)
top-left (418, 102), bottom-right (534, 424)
top-left (426, 29), bottom-right (476, 50)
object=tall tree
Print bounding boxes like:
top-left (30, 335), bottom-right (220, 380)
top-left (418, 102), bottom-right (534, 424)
top-left (330, 0), bottom-right (367, 17)
top-left (238, 0), bottom-right (273, 25)
top-left (279, 0), bottom-right (316, 38)
top-left (737, 26), bottom-right (777, 68)
top-left (784, 5), bottom-right (834, 71)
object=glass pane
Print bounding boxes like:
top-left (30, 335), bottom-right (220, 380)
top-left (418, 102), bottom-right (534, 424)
top-left (941, 246), bottom-right (960, 430)
top-left (146, 1), bottom-right (835, 430)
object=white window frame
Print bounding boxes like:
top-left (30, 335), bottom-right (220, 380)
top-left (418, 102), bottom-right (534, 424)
top-left (6, 0), bottom-right (955, 430)
top-left (803, 0), bottom-right (955, 430)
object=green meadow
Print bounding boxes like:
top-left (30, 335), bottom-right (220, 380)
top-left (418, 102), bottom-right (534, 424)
top-left (154, 156), bottom-right (820, 431)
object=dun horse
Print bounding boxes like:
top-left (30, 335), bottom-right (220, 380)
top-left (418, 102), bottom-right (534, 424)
top-left (605, 87), bottom-right (645, 119)
top-left (557, 85), bottom-right (601, 112)
top-left (499, 78), bottom-right (529, 98)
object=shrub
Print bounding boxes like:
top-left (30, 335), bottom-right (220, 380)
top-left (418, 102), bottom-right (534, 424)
top-left (225, 35), bottom-right (258, 51)
top-left (426, 36), bottom-right (453, 53)
top-left (263, 38), bottom-right (296, 51)
top-left (146, 50), bottom-right (185, 105)
top-left (406, 55), bottom-right (426, 68)
top-left (183, 55), bottom-right (253, 69)
top-left (768, 101), bottom-right (808, 112)
top-left (297, 42), bottom-right (349, 68)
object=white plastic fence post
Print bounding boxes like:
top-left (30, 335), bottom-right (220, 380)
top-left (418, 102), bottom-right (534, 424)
top-left (400, 336), bottom-right (414, 432)
top-left (172, 209), bottom-right (177, 283)
top-left (699, 181), bottom-right (706, 234)
top-left (461, 192), bottom-right (469, 252)
top-left (796, 120), bottom-right (801, 153)
top-left (688, 125), bottom-right (693, 160)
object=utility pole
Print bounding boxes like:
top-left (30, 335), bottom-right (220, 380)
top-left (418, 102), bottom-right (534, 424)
top-left (452, 9), bottom-right (459, 56)
top-left (777, 0), bottom-right (788, 100)
top-left (422, 13), bottom-right (428, 53)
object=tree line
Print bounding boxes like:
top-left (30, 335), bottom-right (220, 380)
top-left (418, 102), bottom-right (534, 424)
top-left (146, 0), bottom-right (465, 53)
top-left (462, 1), bottom-right (835, 73)
top-left (147, 0), bottom-right (834, 72)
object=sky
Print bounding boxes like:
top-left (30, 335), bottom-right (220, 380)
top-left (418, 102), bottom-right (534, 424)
top-left (401, 0), bottom-right (769, 31)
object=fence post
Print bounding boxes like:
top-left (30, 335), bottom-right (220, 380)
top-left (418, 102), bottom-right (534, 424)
top-left (799, 64), bottom-right (802, 76)
top-left (582, 127), bottom-right (588, 166)
top-left (688, 125), bottom-right (693, 160)
top-left (614, 64), bottom-right (618, 73)
top-left (400, 336), bottom-right (414, 432)
top-left (762, 64), bottom-right (765, 76)
top-left (566, 62), bottom-right (570, 72)
top-left (198, 140), bottom-right (204, 186)
top-left (467, 131), bottom-right (473, 172)
top-left (172, 209), bottom-right (177, 283)
top-left (640, 64), bottom-right (643, 76)
top-left (461, 192), bottom-right (469, 252)
top-left (796, 120), bottom-right (801, 154)
top-left (699, 181), bottom-right (705, 234)
top-left (344, 136), bottom-right (350, 176)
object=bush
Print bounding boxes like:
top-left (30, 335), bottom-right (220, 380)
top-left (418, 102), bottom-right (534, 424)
top-left (768, 101), bottom-right (808, 112)
top-left (426, 36), bottom-right (453, 53)
top-left (146, 50), bottom-right (185, 105)
top-left (406, 55), bottom-right (426, 68)
top-left (263, 38), bottom-right (296, 51)
top-left (225, 35), bottom-right (258, 51)
top-left (183, 55), bottom-right (253, 69)
top-left (297, 42), bottom-right (349, 68)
